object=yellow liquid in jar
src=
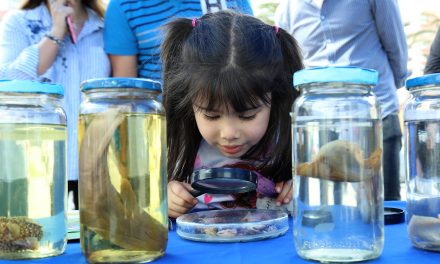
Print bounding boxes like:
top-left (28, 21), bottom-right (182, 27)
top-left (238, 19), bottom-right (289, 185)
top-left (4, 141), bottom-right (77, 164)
top-left (78, 113), bottom-right (168, 263)
top-left (0, 123), bottom-right (67, 259)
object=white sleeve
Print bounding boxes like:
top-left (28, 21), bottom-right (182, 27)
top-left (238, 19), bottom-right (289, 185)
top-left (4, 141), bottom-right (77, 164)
top-left (274, 0), bottom-right (292, 33)
top-left (0, 11), bottom-right (43, 80)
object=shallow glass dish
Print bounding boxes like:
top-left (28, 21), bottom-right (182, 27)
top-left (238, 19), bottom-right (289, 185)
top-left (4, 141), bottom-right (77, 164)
top-left (176, 209), bottom-right (289, 242)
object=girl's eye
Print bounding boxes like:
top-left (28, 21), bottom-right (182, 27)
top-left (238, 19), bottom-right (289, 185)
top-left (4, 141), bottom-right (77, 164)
top-left (204, 114), bottom-right (220, 120)
top-left (238, 108), bottom-right (260, 120)
top-left (239, 114), bottom-right (257, 120)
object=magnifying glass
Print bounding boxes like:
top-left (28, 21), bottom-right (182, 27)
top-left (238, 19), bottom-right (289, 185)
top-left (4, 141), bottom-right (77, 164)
top-left (189, 168), bottom-right (258, 197)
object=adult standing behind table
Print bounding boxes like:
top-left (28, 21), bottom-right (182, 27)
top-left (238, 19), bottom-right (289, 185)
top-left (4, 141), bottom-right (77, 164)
top-left (275, 0), bottom-right (410, 200)
top-left (104, 0), bottom-right (253, 79)
top-left (425, 26), bottom-right (440, 74)
top-left (0, 0), bottom-right (111, 209)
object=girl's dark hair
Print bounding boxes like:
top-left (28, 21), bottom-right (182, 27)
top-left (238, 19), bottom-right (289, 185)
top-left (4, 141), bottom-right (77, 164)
top-left (21, 0), bottom-right (106, 18)
top-left (161, 11), bottom-right (303, 183)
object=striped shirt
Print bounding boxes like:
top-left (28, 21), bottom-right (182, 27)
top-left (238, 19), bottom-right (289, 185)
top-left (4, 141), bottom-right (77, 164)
top-left (0, 4), bottom-right (111, 181)
top-left (275, 0), bottom-right (409, 118)
top-left (104, 0), bottom-right (253, 81)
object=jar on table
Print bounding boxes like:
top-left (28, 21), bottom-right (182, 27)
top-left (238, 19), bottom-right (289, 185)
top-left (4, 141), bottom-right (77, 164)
top-left (404, 73), bottom-right (440, 252)
top-left (291, 67), bottom-right (384, 262)
top-left (0, 80), bottom-right (67, 259)
top-left (78, 78), bottom-right (168, 263)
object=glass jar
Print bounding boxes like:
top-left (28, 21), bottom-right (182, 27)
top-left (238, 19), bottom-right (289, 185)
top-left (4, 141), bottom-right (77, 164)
top-left (404, 74), bottom-right (440, 252)
top-left (78, 78), bottom-right (168, 263)
top-left (291, 67), bottom-right (384, 262)
top-left (0, 80), bottom-right (67, 259)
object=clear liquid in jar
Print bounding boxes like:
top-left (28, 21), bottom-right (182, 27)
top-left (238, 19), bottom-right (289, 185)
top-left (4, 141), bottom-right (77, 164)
top-left (405, 120), bottom-right (440, 251)
top-left (0, 123), bottom-right (67, 259)
top-left (78, 113), bottom-right (168, 263)
top-left (292, 119), bottom-right (384, 262)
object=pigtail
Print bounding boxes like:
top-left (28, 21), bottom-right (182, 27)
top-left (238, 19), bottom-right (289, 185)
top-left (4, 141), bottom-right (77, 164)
top-left (161, 18), bottom-right (200, 182)
top-left (264, 27), bottom-right (304, 183)
top-left (276, 27), bottom-right (304, 100)
top-left (161, 18), bottom-right (194, 90)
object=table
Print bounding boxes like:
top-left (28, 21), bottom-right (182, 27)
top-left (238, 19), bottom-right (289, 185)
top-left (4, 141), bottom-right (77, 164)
top-left (1, 201), bottom-right (439, 263)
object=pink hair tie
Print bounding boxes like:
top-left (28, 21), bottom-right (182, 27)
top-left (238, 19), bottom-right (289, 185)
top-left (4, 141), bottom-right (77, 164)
top-left (274, 26), bottom-right (279, 34)
top-left (192, 18), bottom-right (197, 28)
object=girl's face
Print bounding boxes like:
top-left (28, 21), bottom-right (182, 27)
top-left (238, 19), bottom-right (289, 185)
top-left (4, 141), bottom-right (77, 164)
top-left (193, 99), bottom-right (271, 158)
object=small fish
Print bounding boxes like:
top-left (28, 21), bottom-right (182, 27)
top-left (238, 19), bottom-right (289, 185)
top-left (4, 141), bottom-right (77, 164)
top-left (0, 217), bottom-right (42, 251)
top-left (297, 140), bottom-right (382, 182)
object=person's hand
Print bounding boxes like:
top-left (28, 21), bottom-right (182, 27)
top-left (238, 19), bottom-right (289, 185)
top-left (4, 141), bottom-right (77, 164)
top-left (167, 180), bottom-right (198, 218)
top-left (47, 0), bottom-right (74, 38)
top-left (275, 180), bottom-right (293, 206)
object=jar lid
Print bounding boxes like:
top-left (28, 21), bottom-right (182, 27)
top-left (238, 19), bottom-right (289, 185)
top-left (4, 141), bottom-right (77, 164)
top-left (384, 207), bottom-right (405, 225)
top-left (0, 80), bottom-right (64, 95)
top-left (81, 78), bottom-right (162, 91)
top-left (293, 66), bottom-right (379, 87)
top-left (406, 73), bottom-right (440, 89)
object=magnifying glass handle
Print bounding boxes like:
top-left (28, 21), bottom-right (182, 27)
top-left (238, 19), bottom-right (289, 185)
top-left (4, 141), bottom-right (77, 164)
top-left (189, 189), bottom-right (204, 197)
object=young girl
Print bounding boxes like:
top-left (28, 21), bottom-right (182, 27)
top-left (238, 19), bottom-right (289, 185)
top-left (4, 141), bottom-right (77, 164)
top-left (161, 11), bottom-right (303, 218)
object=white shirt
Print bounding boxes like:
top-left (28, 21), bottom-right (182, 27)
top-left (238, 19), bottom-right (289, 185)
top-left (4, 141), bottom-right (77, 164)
top-left (275, 0), bottom-right (409, 118)
top-left (0, 4), bottom-right (111, 180)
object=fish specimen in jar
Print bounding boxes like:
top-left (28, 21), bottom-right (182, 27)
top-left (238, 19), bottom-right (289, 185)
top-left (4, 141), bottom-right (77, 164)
top-left (296, 140), bottom-right (382, 182)
top-left (0, 217), bottom-right (42, 251)
top-left (79, 107), bottom-right (167, 252)
top-left (408, 214), bottom-right (440, 248)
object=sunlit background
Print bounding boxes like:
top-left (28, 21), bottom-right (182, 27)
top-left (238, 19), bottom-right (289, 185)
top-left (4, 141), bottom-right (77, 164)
top-left (2, 0), bottom-right (438, 79)
top-left (252, 0), bottom-right (440, 78)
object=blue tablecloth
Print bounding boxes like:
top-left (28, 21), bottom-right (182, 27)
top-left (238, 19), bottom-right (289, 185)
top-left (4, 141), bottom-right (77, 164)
top-left (1, 201), bottom-right (439, 263)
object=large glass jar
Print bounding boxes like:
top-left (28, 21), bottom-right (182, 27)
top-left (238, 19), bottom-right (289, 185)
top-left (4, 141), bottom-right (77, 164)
top-left (404, 74), bottom-right (440, 252)
top-left (291, 67), bottom-right (384, 262)
top-left (0, 80), bottom-right (67, 259)
top-left (78, 78), bottom-right (168, 263)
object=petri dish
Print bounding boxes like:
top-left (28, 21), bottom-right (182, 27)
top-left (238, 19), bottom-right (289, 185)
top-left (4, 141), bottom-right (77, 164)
top-left (176, 209), bottom-right (288, 242)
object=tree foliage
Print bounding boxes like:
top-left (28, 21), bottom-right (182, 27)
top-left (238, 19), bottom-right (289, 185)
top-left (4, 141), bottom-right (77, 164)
top-left (254, 1), bottom-right (278, 25)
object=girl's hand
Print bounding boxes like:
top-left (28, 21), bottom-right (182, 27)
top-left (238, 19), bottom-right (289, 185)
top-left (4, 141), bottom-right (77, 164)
top-left (167, 180), bottom-right (198, 218)
top-left (47, 0), bottom-right (74, 38)
top-left (275, 180), bottom-right (293, 206)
